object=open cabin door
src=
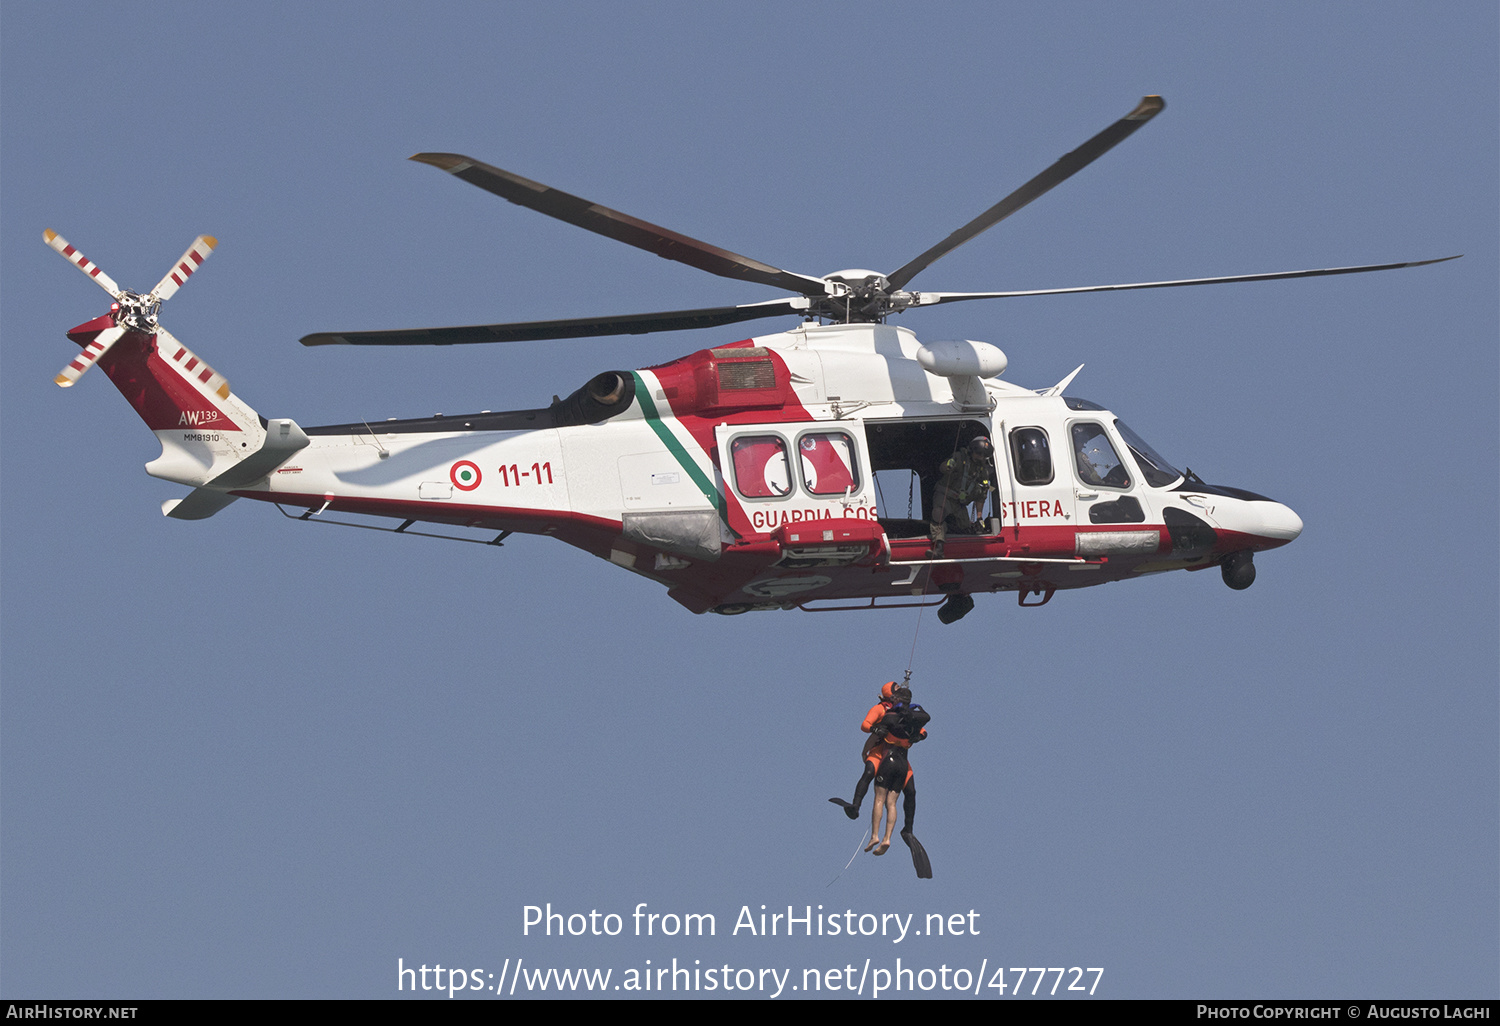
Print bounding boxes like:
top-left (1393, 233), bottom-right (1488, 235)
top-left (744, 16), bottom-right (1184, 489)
top-left (865, 417), bottom-right (1002, 543)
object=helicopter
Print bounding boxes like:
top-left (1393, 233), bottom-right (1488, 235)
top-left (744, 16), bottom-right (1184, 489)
top-left (49, 96), bottom-right (1455, 624)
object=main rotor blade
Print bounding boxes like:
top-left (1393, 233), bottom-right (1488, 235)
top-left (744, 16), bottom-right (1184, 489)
top-left (151, 235), bottom-right (218, 302)
top-left (411, 153), bottom-right (832, 299)
top-left (886, 96), bottom-right (1165, 290)
top-left (301, 297), bottom-right (808, 346)
top-left (44, 229), bottom-right (123, 299)
top-left (909, 255), bottom-right (1463, 307)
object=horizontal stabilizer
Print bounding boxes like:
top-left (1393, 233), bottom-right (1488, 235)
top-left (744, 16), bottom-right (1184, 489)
top-left (206, 418), bottom-right (310, 488)
top-left (163, 490), bottom-right (240, 520)
top-left (161, 419), bottom-right (309, 515)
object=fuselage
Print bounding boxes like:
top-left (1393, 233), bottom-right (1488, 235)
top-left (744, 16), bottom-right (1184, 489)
top-left (213, 322), bottom-right (1301, 615)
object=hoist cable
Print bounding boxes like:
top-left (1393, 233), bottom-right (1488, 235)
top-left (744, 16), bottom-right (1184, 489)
top-left (825, 826), bottom-right (870, 887)
top-left (906, 588), bottom-right (925, 683)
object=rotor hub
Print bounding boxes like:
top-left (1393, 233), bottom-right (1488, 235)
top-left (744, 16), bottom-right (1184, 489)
top-left (113, 291), bottom-right (161, 334)
top-left (813, 270), bottom-right (910, 323)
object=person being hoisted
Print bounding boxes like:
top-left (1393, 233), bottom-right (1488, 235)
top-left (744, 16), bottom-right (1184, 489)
top-left (829, 681), bottom-right (933, 878)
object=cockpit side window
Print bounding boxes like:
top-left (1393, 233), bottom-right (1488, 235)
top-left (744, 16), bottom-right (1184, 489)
top-left (1071, 422), bottom-right (1131, 489)
top-left (1009, 427), bottom-right (1053, 485)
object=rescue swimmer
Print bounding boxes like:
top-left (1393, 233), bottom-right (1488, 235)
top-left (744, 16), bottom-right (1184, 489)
top-left (830, 681), bottom-right (933, 878)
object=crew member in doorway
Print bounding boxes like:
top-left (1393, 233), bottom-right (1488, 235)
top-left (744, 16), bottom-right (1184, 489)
top-left (929, 435), bottom-right (995, 558)
top-left (829, 682), bottom-right (933, 878)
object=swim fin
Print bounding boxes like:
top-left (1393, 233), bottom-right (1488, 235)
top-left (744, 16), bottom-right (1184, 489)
top-left (900, 829), bottom-right (932, 879)
top-left (828, 797), bottom-right (860, 820)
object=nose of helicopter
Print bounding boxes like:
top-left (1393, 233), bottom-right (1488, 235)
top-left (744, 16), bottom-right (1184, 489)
top-left (1244, 499), bottom-right (1304, 548)
top-left (1187, 487), bottom-right (1303, 549)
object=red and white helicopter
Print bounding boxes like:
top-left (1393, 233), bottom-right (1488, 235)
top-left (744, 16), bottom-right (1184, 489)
top-left (50, 96), bottom-right (1454, 623)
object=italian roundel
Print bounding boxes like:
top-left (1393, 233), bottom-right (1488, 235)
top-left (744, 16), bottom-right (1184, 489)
top-left (450, 460), bottom-right (482, 490)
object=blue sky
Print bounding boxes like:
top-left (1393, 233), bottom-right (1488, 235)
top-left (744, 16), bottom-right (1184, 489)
top-left (3, 1), bottom-right (1495, 999)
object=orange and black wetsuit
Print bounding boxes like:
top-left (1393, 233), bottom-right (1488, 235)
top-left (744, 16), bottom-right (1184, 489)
top-left (831, 692), bottom-right (929, 823)
top-left (861, 700), bottom-right (925, 789)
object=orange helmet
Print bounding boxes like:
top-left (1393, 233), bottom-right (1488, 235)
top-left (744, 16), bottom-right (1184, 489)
top-left (881, 682), bottom-right (899, 700)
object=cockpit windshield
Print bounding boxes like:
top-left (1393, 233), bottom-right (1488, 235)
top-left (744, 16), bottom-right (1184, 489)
top-left (1113, 419), bottom-right (1182, 488)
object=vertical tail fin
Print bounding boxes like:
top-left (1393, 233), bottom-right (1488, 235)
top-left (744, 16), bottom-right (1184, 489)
top-left (66, 314), bottom-right (269, 487)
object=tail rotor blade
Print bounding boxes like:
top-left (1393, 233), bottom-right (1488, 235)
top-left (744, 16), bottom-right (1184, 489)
top-left (55, 325), bottom-right (125, 387)
top-left (155, 325), bottom-right (231, 399)
top-left (151, 235), bottom-right (218, 302)
top-left (44, 229), bottom-right (123, 299)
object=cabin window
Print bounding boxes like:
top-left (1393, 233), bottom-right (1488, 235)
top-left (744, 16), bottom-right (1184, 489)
top-left (798, 431), bottom-right (859, 495)
top-left (1071, 422), bottom-right (1131, 489)
top-left (1009, 427), bottom-right (1053, 485)
top-left (730, 435), bottom-right (791, 498)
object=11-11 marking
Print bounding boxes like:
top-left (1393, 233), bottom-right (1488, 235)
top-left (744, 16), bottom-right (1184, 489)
top-left (498, 462), bottom-right (553, 487)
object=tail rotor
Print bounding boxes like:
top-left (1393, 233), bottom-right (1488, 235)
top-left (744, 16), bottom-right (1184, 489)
top-left (45, 230), bottom-right (223, 392)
